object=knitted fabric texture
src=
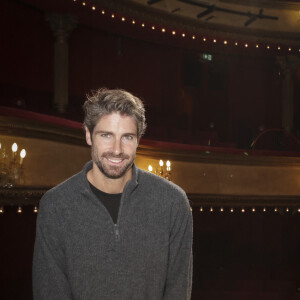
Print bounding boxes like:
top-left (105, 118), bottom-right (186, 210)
top-left (33, 161), bottom-right (193, 300)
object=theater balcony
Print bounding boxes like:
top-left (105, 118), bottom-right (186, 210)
top-left (2, 0), bottom-right (300, 299)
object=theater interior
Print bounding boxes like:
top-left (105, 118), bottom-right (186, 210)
top-left (1, 0), bottom-right (300, 299)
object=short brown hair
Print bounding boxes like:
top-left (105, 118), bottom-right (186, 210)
top-left (83, 88), bottom-right (147, 139)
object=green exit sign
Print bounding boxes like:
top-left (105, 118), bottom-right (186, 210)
top-left (202, 53), bottom-right (212, 61)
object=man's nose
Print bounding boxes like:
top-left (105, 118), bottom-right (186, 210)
top-left (112, 138), bottom-right (122, 155)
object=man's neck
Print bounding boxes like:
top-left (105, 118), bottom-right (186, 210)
top-left (87, 163), bottom-right (132, 194)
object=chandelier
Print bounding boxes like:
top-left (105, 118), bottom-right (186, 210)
top-left (0, 142), bottom-right (27, 187)
top-left (148, 159), bottom-right (171, 181)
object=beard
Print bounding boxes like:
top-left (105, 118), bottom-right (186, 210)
top-left (92, 150), bottom-right (135, 179)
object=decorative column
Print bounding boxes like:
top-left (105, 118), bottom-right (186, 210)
top-left (46, 14), bottom-right (77, 113)
top-left (276, 55), bottom-right (300, 132)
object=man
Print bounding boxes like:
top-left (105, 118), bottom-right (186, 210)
top-left (33, 88), bottom-right (193, 299)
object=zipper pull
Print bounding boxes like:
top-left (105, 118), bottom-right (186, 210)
top-left (114, 224), bottom-right (120, 241)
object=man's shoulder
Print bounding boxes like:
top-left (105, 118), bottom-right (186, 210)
top-left (40, 170), bottom-right (84, 208)
top-left (136, 167), bottom-right (188, 201)
top-left (136, 168), bottom-right (191, 216)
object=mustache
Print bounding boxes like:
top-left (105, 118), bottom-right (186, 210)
top-left (102, 152), bottom-right (130, 160)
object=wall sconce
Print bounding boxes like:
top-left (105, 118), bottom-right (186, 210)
top-left (0, 142), bottom-right (27, 187)
top-left (148, 159), bottom-right (172, 181)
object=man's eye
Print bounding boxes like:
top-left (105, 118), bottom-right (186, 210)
top-left (101, 133), bottom-right (111, 138)
top-left (124, 135), bottom-right (133, 140)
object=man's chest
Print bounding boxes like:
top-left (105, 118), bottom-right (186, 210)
top-left (64, 199), bottom-right (170, 274)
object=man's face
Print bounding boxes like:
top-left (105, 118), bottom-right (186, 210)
top-left (86, 112), bottom-right (138, 179)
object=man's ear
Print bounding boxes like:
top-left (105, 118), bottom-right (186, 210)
top-left (85, 126), bottom-right (92, 146)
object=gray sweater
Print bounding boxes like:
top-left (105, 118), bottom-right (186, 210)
top-left (33, 161), bottom-right (193, 300)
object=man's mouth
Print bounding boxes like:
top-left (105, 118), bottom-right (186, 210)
top-left (102, 152), bottom-right (130, 165)
top-left (107, 157), bottom-right (124, 164)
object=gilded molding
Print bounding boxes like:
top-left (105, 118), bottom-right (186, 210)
top-left (1, 187), bottom-right (299, 207)
top-left (221, 0), bottom-right (300, 10)
top-left (0, 116), bottom-right (86, 146)
top-left (0, 187), bottom-right (47, 206)
top-left (189, 193), bottom-right (300, 207)
top-left (137, 143), bottom-right (300, 167)
top-left (94, 0), bottom-right (300, 45)
top-left (1, 115), bottom-right (300, 167)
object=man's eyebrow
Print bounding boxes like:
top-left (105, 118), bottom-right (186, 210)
top-left (94, 130), bottom-right (137, 136)
top-left (123, 132), bottom-right (137, 136)
top-left (94, 130), bottom-right (113, 134)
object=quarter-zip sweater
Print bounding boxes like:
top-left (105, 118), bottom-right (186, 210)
top-left (33, 161), bottom-right (193, 300)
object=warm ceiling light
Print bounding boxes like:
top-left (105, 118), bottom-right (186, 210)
top-left (182, 33), bottom-right (185, 37)
top-left (256, 44), bottom-right (259, 48)
top-left (92, 6), bottom-right (95, 10)
top-left (203, 37), bottom-right (206, 41)
top-left (192, 35), bottom-right (196, 39)
top-left (288, 48), bottom-right (291, 51)
top-left (213, 39), bottom-right (216, 43)
top-left (267, 45), bottom-right (270, 49)
top-left (277, 46), bottom-right (280, 50)
top-left (121, 17), bottom-right (125, 21)
top-left (245, 44), bottom-right (248, 47)
top-left (141, 23), bottom-right (145, 27)
top-left (162, 28), bottom-right (166, 32)
top-left (235, 42), bottom-right (238, 46)
top-left (152, 25), bottom-right (155, 29)
top-left (132, 20), bottom-right (136, 24)
top-left (111, 14), bottom-right (115, 18)
top-left (101, 10), bottom-right (105, 14)
top-left (172, 30), bottom-right (176, 35)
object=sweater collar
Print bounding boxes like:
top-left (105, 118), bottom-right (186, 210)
top-left (82, 160), bottom-right (139, 193)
